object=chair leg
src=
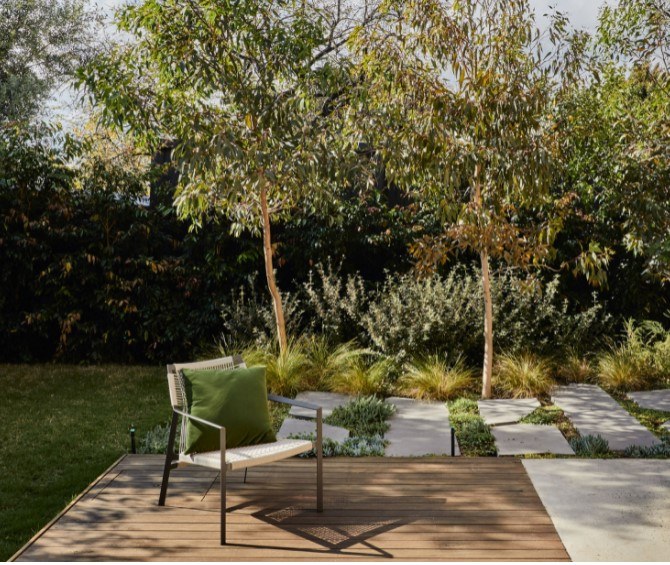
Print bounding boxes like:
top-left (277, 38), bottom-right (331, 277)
top-left (316, 408), bottom-right (323, 513)
top-left (243, 468), bottom-right (248, 483)
top-left (220, 428), bottom-right (227, 545)
top-left (158, 411), bottom-right (179, 506)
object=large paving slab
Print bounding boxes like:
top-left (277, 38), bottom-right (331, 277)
top-left (384, 397), bottom-right (459, 456)
top-left (628, 389), bottom-right (670, 412)
top-left (277, 417), bottom-right (350, 443)
top-left (289, 391), bottom-right (352, 418)
top-left (524, 459), bottom-right (670, 561)
top-left (478, 398), bottom-right (541, 426)
top-left (552, 384), bottom-right (661, 450)
top-left (491, 423), bottom-right (575, 456)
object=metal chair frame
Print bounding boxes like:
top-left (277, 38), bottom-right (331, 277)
top-left (158, 355), bottom-right (323, 545)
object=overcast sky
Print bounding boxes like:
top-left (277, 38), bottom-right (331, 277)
top-left (48, 0), bottom-right (612, 127)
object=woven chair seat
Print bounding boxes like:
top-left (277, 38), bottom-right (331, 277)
top-left (179, 439), bottom-right (314, 471)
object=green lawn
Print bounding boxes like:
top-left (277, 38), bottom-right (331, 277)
top-left (0, 364), bottom-right (168, 560)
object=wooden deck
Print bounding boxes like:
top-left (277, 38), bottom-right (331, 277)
top-left (13, 455), bottom-right (569, 561)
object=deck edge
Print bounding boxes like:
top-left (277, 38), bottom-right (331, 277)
top-left (9, 454), bottom-right (129, 562)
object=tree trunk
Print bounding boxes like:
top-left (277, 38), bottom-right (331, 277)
top-left (260, 181), bottom-right (288, 353)
top-left (473, 162), bottom-right (494, 398)
top-left (480, 249), bottom-right (494, 399)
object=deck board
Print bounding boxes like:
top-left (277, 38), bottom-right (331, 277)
top-left (13, 455), bottom-right (569, 561)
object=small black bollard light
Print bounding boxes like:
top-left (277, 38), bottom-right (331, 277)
top-left (129, 424), bottom-right (136, 454)
top-left (450, 427), bottom-right (456, 457)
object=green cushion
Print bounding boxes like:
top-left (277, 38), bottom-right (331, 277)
top-left (181, 366), bottom-right (276, 454)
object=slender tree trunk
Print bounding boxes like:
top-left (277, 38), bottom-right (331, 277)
top-left (260, 180), bottom-right (288, 353)
top-left (480, 249), bottom-right (494, 399)
top-left (473, 162), bottom-right (494, 398)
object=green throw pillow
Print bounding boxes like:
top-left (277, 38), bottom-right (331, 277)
top-left (181, 366), bottom-right (276, 454)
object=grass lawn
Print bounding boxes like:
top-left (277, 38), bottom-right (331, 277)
top-left (0, 364), bottom-right (167, 561)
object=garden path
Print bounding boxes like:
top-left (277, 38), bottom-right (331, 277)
top-left (628, 389), bottom-right (670, 412)
top-left (478, 398), bottom-right (540, 426)
top-left (385, 397), bottom-right (460, 456)
top-left (289, 392), bottom-right (352, 418)
top-left (289, 392), bottom-right (460, 456)
top-left (552, 384), bottom-right (661, 450)
top-left (491, 424), bottom-right (574, 456)
top-left (277, 418), bottom-right (350, 443)
top-left (479, 398), bottom-right (574, 456)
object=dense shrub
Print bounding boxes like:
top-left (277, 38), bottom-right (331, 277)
top-left (0, 127), bottom-right (258, 363)
top-left (300, 264), bottom-right (610, 364)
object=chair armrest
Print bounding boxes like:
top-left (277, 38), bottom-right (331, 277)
top-left (268, 394), bottom-right (322, 413)
top-left (173, 408), bottom-right (224, 430)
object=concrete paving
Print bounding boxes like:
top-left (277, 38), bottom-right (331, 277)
top-left (491, 423), bottom-right (575, 456)
top-left (384, 396), bottom-right (459, 456)
top-left (628, 389), bottom-right (670, 413)
top-left (662, 420), bottom-right (670, 433)
top-left (478, 398), bottom-right (541, 426)
top-left (552, 384), bottom-right (661, 450)
top-left (289, 391), bottom-right (352, 418)
top-left (523, 459), bottom-right (670, 561)
top-left (277, 417), bottom-right (350, 443)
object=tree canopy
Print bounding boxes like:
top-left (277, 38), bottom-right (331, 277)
top-left (0, 0), bottom-right (99, 124)
top-left (79, 0), bottom-right (384, 350)
top-left (345, 0), bottom-right (566, 396)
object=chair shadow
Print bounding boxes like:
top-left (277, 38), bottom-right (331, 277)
top-left (224, 496), bottom-right (429, 558)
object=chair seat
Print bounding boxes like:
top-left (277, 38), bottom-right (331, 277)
top-left (179, 439), bottom-right (314, 471)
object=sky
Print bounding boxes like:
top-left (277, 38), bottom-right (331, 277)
top-left (47, 0), bottom-right (612, 127)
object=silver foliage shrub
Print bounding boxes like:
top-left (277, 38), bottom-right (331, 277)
top-left (301, 264), bottom-right (609, 362)
top-left (221, 264), bottom-right (610, 363)
top-left (220, 280), bottom-right (303, 347)
top-left (301, 261), bottom-right (369, 342)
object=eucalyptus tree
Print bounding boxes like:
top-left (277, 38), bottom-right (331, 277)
top-left (346, 0), bottom-right (566, 397)
top-left (79, 0), bottom-right (380, 352)
top-left (599, 0), bottom-right (670, 76)
top-left (0, 0), bottom-right (99, 123)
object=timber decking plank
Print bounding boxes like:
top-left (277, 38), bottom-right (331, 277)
top-left (13, 455), bottom-right (569, 562)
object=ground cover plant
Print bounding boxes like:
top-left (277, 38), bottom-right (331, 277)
top-left (570, 435), bottom-right (612, 457)
top-left (0, 364), bottom-right (167, 561)
top-left (289, 396), bottom-right (395, 457)
top-left (325, 396), bottom-right (396, 438)
top-left (613, 394), bottom-right (670, 437)
top-left (447, 398), bottom-right (497, 456)
top-left (520, 405), bottom-right (580, 443)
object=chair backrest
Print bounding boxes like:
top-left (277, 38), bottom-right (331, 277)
top-left (167, 355), bottom-right (246, 410)
top-left (167, 355), bottom-right (246, 454)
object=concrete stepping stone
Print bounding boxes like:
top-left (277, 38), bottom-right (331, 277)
top-left (553, 384), bottom-right (661, 451)
top-left (478, 398), bottom-right (541, 426)
top-left (628, 389), bottom-right (670, 412)
top-left (384, 397), bottom-right (459, 456)
top-left (491, 423), bottom-right (575, 456)
top-left (662, 421), bottom-right (670, 433)
top-left (277, 417), bottom-right (350, 443)
top-left (289, 391), bottom-right (352, 418)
